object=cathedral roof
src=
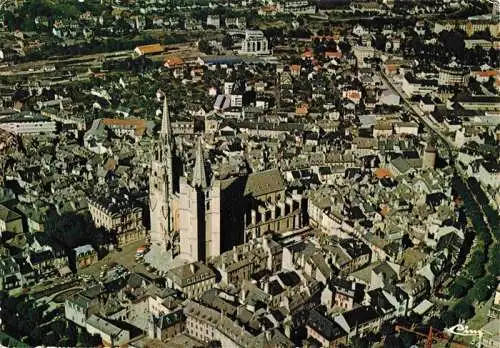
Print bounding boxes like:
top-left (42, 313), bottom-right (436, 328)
top-left (220, 168), bottom-right (286, 198)
top-left (192, 137), bottom-right (208, 189)
top-left (243, 168), bottom-right (286, 197)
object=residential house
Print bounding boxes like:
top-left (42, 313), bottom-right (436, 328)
top-left (0, 204), bottom-right (23, 236)
top-left (394, 122), bottom-right (419, 136)
top-left (322, 278), bottom-right (364, 311)
top-left (86, 314), bottom-right (130, 347)
top-left (389, 157), bottom-right (412, 177)
top-left (379, 89), bottom-right (400, 106)
top-left (334, 306), bottom-right (381, 338)
top-left (28, 249), bottom-right (69, 280)
top-left (148, 309), bottom-right (185, 341)
top-left (211, 236), bottom-right (282, 285)
top-left (73, 244), bottom-right (98, 270)
top-left (165, 262), bottom-right (216, 299)
top-left (0, 257), bottom-right (23, 291)
top-left (325, 238), bottom-right (371, 276)
top-left (206, 15), bottom-right (220, 29)
top-left (397, 275), bottom-right (430, 311)
top-left (373, 122), bottom-right (393, 138)
top-left (65, 285), bottom-right (107, 327)
top-left (306, 309), bottom-right (348, 348)
top-left (164, 56), bottom-right (184, 69)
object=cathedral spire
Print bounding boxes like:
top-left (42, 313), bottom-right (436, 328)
top-left (192, 136), bottom-right (208, 189)
top-left (160, 94), bottom-right (172, 143)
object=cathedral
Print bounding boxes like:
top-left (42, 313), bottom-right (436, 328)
top-left (147, 94), bottom-right (306, 269)
top-left (147, 96), bottom-right (180, 269)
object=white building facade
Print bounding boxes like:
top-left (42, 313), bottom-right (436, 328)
top-left (239, 30), bottom-right (270, 55)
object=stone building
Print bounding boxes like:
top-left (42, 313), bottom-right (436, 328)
top-left (87, 190), bottom-right (146, 247)
top-left (239, 30), bottom-right (269, 55)
top-left (0, 204), bottom-right (23, 236)
top-left (148, 309), bottom-right (185, 341)
top-left (179, 141), bottom-right (297, 262)
top-left (73, 244), bottom-right (98, 270)
top-left (211, 236), bottom-right (283, 285)
top-left (422, 143), bottom-right (437, 170)
top-left (437, 63), bottom-right (469, 86)
top-left (147, 96), bottom-right (182, 269)
top-left (65, 285), bottom-right (107, 327)
top-left (244, 192), bottom-right (304, 241)
top-left (86, 314), bottom-right (130, 347)
top-left (165, 262), bottom-right (216, 299)
top-left (183, 300), bottom-right (293, 347)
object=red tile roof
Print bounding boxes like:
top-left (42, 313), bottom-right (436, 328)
top-left (164, 56), bottom-right (184, 68)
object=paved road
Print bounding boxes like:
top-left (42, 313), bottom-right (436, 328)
top-left (379, 71), bottom-right (457, 154)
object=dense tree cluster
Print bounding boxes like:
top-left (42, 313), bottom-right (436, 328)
top-left (402, 29), bottom-right (498, 68)
top-left (440, 174), bottom-right (500, 325)
top-left (3, 0), bottom-right (107, 32)
top-left (0, 291), bottom-right (101, 346)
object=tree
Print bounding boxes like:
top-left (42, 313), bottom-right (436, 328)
top-left (65, 322), bottom-right (78, 346)
top-left (2, 295), bottom-right (19, 313)
top-left (427, 317), bottom-right (445, 331)
top-left (469, 275), bottom-right (496, 303)
top-left (442, 311), bottom-right (458, 327)
top-left (351, 335), bottom-right (370, 348)
top-left (400, 331), bottom-right (418, 347)
top-left (449, 276), bottom-right (473, 298)
top-left (221, 35), bottom-right (233, 50)
top-left (338, 40), bottom-right (351, 53)
top-left (380, 321), bottom-right (395, 337)
top-left (42, 332), bottom-right (60, 346)
top-left (372, 34), bottom-right (387, 51)
top-left (453, 299), bottom-right (475, 320)
top-left (384, 335), bottom-right (403, 348)
top-left (2, 11), bottom-right (16, 30)
top-left (29, 327), bottom-right (43, 345)
top-left (438, 30), bottom-right (466, 59)
top-left (51, 320), bottom-right (67, 338)
top-left (467, 250), bottom-right (486, 278)
top-left (487, 243), bottom-right (500, 276)
top-left (198, 40), bottom-right (212, 54)
top-left (78, 329), bottom-right (101, 347)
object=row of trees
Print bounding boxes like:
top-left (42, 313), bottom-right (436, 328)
top-left (441, 174), bottom-right (500, 326)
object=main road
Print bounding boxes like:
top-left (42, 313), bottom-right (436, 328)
top-left (379, 70), bottom-right (457, 160)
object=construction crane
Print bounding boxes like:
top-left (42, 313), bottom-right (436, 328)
top-left (395, 325), bottom-right (468, 348)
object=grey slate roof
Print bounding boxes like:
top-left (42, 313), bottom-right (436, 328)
top-left (0, 204), bottom-right (21, 222)
top-left (307, 309), bottom-right (346, 341)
